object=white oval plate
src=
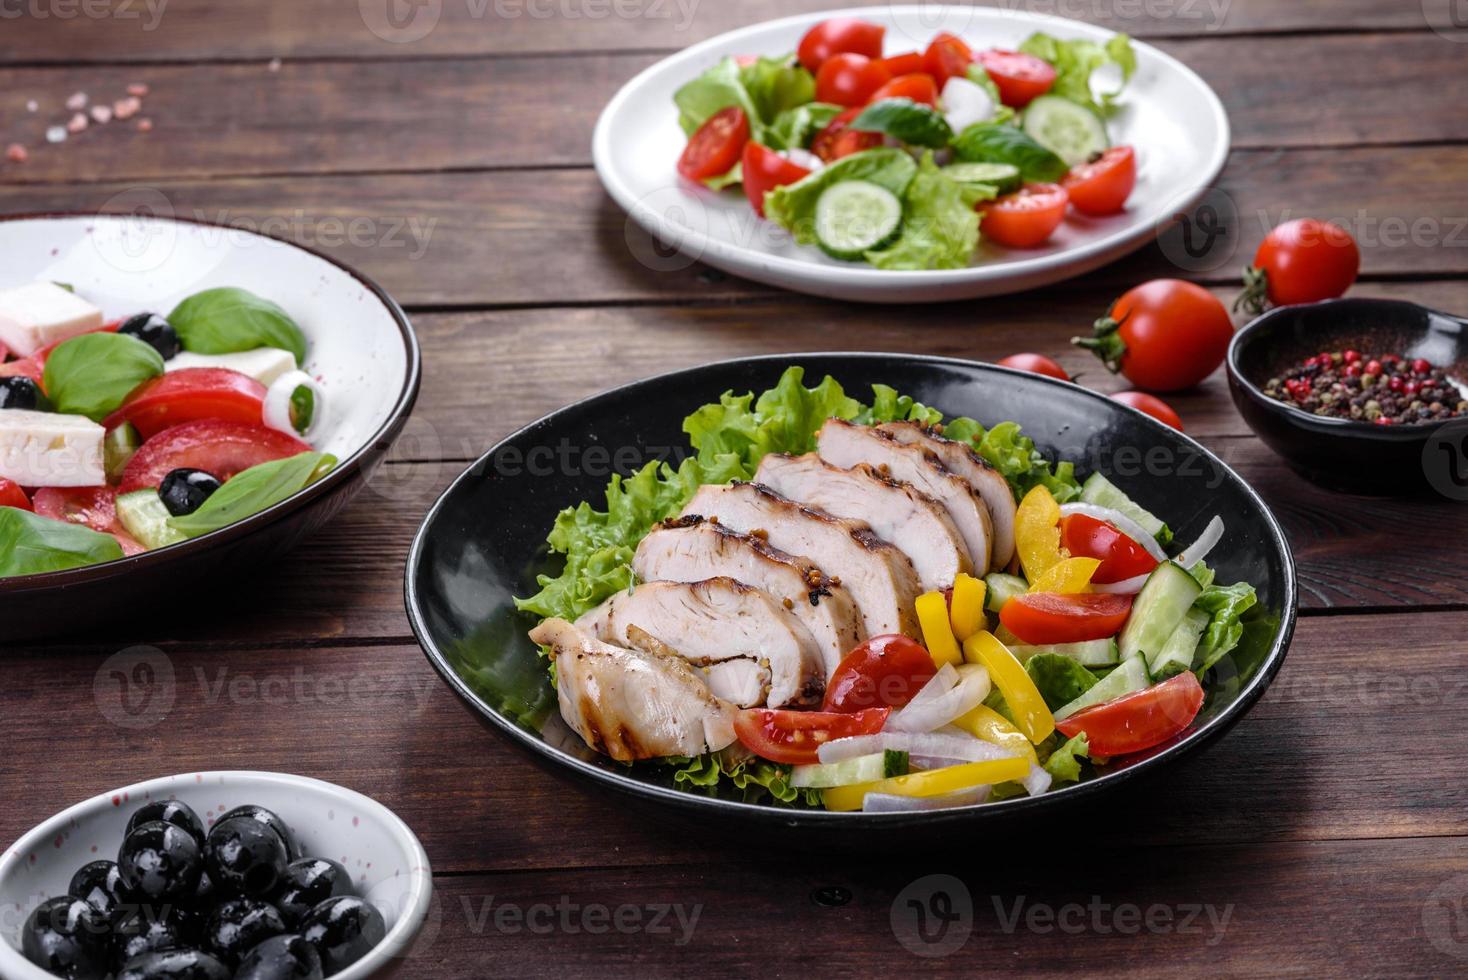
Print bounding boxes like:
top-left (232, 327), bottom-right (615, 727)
top-left (593, 5), bottom-right (1229, 303)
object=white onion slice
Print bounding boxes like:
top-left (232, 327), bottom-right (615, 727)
top-left (1058, 502), bottom-right (1167, 560)
top-left (939, 75), bottom-right (995, 134)
top-left (887, 664), bottom-right (991, 733)
top-left (1023, 764), bottom-right (1053, 797)
top-left (862, 786), bottom-right (991, 812)
top-left (818, 731), bottom-right (1018, 766)
top-left (1175, 516), bottom-right (1225, 570)
top-left (263, 369), bottom-right (324, 441)
top-left (781, 147), bottom-right (823, 172)
top-left (1091, 572), bottom-right (1151, 595)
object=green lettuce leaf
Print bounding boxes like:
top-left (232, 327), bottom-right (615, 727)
top-left (765, 102), bottom-right (843, 151)
top-left (1192, 580), bottom-right (1259, 676)
top-left (738, 55), bottom-right (815, 125)
top-left (1017, 32), bottom-right (1137, 117)
top-left (940, 418), bottom-right (1081, 502)
top-left (665, 751), bottom-right (822, 807)
top-left (866, 152), bottom-right (983, 271)
top-left (1025, 653), bottom-right (1099, 710)
top-left (1041, 732), bottom-right (1091, 784)
top-left (673, 56), bottom-right (760, 137)
top-left (763, 148), bottom-right (919, 245)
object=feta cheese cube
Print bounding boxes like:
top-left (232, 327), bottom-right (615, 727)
top-left (0, 282), bottom-right (105, 357)
top-left (166, 348), bottom-right (298, 387)
top-left (0, 409), bottom-right (106, 487)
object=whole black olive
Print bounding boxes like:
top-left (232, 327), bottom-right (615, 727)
top-left (233, 934), bottom-right (324, 980)
top-left (116, 947), bottom-right (231, 980)
top-left (21, 896), bottom-right (109, 979)
top-left (216, 805), bottom-right (302, 860)
top-left (159, 468), bottom-right (222, 517)
top-left (273, 858), bottom-right (353, 929)
top-left (127, 800), bottom-right (207, 847)
top-left (111, 903), bottom-right (197, 971)
top-left (0, 375), bottom-right (43, 410)
top-left (203, 898), bottom-right (286, 967)
top-left (118, 312), bottom-right (182, 360)
top-left (119, 821), bottom-right (204, 905)
top-left (68, 860), bottom-right (128, 921)
top-left (204, 816), bottom-right (290, 897)
top-left (300, 896), bottom-right (384, 977)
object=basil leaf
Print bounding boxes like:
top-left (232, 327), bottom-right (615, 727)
top-left (0, 506), bottom-right (124, 576)
top-left (850, 98), bottom-right (954, 149)
top-left (167, 451), bottom-right (335, 538)
top-left (169, 287), bottom-right (307, 365)
top-left (951, 122), bottom-right (1068, 182)
top-left (43, 333), bottom-right (165, 422)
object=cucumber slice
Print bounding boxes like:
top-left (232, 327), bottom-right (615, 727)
top-left (984, 572), bottom-right (1028, 613)
top-left (115, 489), bottom-right (188, 550)
top-left (813, 180), bottom-right (903, 260)
top-left (1010, 638), bottom-right (1119, 668)
top-left (791, 751), bottom-right (895, 788)
top-left (1118, 562), bottom-right (1204, 666)
top-left (1080, 472), bottom-right (1171, 545)
top-left (104, 422), bottom-right (140, 483)
top-left (941, 162), bottom-right (1022, 194)
top-left (1022, 95), bottom-right (1108, 167)
top-left (1150, 607), bottom-right (1210, 679)
top-left (1054, 654), bottom-right (1149, 721)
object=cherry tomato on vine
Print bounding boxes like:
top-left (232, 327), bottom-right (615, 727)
top-left (1074, 279), bottom-right (1233, 391)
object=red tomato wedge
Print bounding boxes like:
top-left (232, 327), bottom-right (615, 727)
top-left (976, 49), bottom-right (1056, 107)
top-left (741, 142), bottom-right (810, 218)
top-left (733, 707), bottom-right (890, 766)
top-left (1060, 513), bottom-right (1159, 584)
top-left (815, 52), bottom-right (891, 107)
top-left (118, 420), bottom-right (311, 493)
top-left (879, 51), bottom-right (924, 77)
top-left (810, 107), bottom-right (883, 162)
top-left (979, 183), bottom-right (1069, 248)
top-left (796, 17), bottom-right (885, 73)
top-left (867, 72), bottom-right (939, 106)
top-left (0, 478), bottom-right (33, 511)
top-left (1056, 672), bottom-right (1205, 756)
top-left (1063, 145), bottom-right (1137, 216)
top-left (922, 32), bottom-right (973, 86)
top-left (823, 635), bottom-right (938, 713)
top-left (32, 486), bottom-right (118, 533)
top-left (103, 368), bottom-right (267, 439)
top-left (677, 106), bottom-right (750, 182)
top-left (999, 592), bottom-right (1134, 645)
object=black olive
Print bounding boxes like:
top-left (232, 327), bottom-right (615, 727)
top-left (192, 867), bottom-right (221, 911)
top-left (0, 375), bottom-right (43, 410)
top-left (233, 934), bottom-right (324, 980)
top-left (159, 468), bottom-right (222, 517)
top-left (119, 821), bottom-right (204, 905)
top-left (204, 816), bottom-right (289, 897)
top-left (300, 896), bottom-right (385, 976)
top-left (127, 800), bottom-right (207, 848)
top-left (116, 947), bottom-right (231, 980)
top-left (110, 903), bottom-right (197, 972)
top-left (216, 804), bottom-right (302, 860)
top-left (68, 860), bottom-right (128, 921)
top-left (202, 897), bottom-right (286, 967)
top-left (118, 312), bottom-right (182, 360)
top-left (273, 858), bottom-right (353, 929)
top-left (21, 896), bottom-right (109, 979)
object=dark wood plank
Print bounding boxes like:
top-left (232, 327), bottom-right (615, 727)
top-left (4, 146), bottom-right (1467, 306)
top-left (6, 612), bottom-right (1468, 877)
top-left (2, 33), bottom-right (1465, 182)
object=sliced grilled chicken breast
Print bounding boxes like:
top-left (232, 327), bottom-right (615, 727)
top-left (528, 617), bottom-right (737, 761)
top-left (877, 420), bottom-right (1018, 569)
top-left (816, 418), bottom-right (995, 573)
top-left (632, 516), bottom-right (863, 677)
top-left (755, 453), bottom-right (971, 592)
top-left (681, 482), bottom-right (922, 640)
top-left (576, 577), bottom-right (824, 708)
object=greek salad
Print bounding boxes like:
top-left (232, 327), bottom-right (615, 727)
top-left (517, 367), bottom-right (1259, 812)
top-left (0, 281), bottom-right (333, 578)
top-left (673, 19), bottom-right (1140, 268)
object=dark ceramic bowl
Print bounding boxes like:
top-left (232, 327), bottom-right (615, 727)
top-left (405, 353), bottom-right (1297, 836)
top-left (1226, 297), bottom-right (1468, 495)
top-left (2, 214), bottom-right (421, 641)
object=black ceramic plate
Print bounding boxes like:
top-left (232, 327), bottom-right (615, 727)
top-left (405, 354), bottom-right (1297, 831)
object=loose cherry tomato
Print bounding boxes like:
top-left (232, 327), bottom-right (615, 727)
top-left (1239, 218), bottom-right (1360, 313)
top-left (980, 183), bottom-right (1069, 248)
top-left (976, 49), bottom-right (1057, 107)
top-left (1110, 391), bottom-right (1184, 431)
top-left (733, 707), bottom-right (890, 766)
top-left (676, 106), bottom-right (750, 182)
top-left (1062, 146), bottom-right (1137, 216)
top-left (1059, 513), bottom-right (1159, 583)
top-left (879, 51), bottom-right (924, 77)
top-left (815, 53), bottom-right (891, 107)
top-left (823, 634), bottom-right (938, 713)
top-left (796, 17), bottom-right (885, 73)
top-left (999, 592), bottom-right (1134, 645)
top-left (1055, 672), bottom-right (1205, 756)
top-left (867, 72), bottom-right (939, 106)
top-left (741, 142), bottom-right (810, 217)
top-left (996, 353), bottom-right (1070, 381)
top-left (922, 32), bottom-right (973, 86)
top-left (103, 368), bottom-right (268, 438)
top-left (118, 420), bottom-right (311, 492)
top-left (0, 478), bottom-right (32, 511)
top-left (811, 107), bottom-right (882, 162)
top-left (32, 486), bottom-right (117, 533)
top-left (1076, 279), bottom-right (1234, 392)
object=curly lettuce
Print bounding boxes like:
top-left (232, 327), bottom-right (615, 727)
top-left (665, 750), bottom-right (821, 807)
top-left (866, 153), bottom-right (985, 271)
top-left (1017, 32), bottom-right (1137, 117)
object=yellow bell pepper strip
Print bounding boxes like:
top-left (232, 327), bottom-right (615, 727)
top-left (916, 590), bottom-right (962, 667)
top-left (962, 631), bottom-right (1056, 744)
top-left (822, 755), bottom-right (1032, 812)
top-left (1027, 556), bottom-right (1101, 594)
top-left (951, 704), bottom-right (1037, 764)
top-left (948, 573), bottom-right (987, 641)
top-left (1015, 485), bottom-right (1065, 583)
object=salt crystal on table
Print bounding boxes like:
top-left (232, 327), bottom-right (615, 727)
top-left (90, 105), bottom-right (113, 124)
top-left (6, 144), bottom-right (27, 163)
top-left (136, 118), bottom-right (153, 132)
top-left (268, 58), bottom-right (282, 72)
top-left (127, 82), bottom-right (149, 97)
top-left (25, 100), bottom-right (38, 113)
top-left (46, 126), bottom-right (66, 144)
top-left (66, 112), bottom-right (88, 134)
top-left (114, 96), bottom-right (141, 120)
top-left (65, 91), bottom-right (87, 111)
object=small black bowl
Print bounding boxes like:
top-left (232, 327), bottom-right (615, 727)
top-left (1227, 297), bottom-right (1468, 495)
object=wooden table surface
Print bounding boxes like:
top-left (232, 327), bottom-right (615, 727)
top-left (4, 2), bottom-right (1468, 976)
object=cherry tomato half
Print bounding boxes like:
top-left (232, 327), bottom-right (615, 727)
top-left (103, 367), bottom-right (268, 439)
top-left (815, 52), bottom-right (891, 107)
top-left (999, 592), bottom-right (1134, 645)
top-left (677, 106), bottom-right (750, 182)
top-left (996, 353), bottom-right (1070, 381)
top-left (823, 634), bottom-right (938, 713)
top-left (980, 183), bottom-right (1069, 248)
top-left (797, 17), bottom-right (885, 73)
top-left (32, 485), bottom-right (117, 534)
top-left (1062, 145), bottom-right (1136, 216)
top-left (1059, 513), bottom-right (1159, 584)
top-left (868, 72), bottom-right (939, 107)
top-left (0, 478), bottom-right (33, 511)
top-left (976, 49), bottom-right (1057, 107)
top-left (1078, 279), bottom-right (1234, 392)
top-left (118, 420), bottom-right (312, 493)
top-left (1056, 672), bottom-right (1205, 756)
top-left (1249, 218), bottom-right (1360, 307)
top-left (1110, 391), bottom-right (1184, 431)
top-left (733, 707), bottom-right (890, 766)
top-left (811, 107), bottom-right (882, 162)
top-left (742, 142), bottom-right (810, 218)
top-left (922, 32), bottom-right (974, 87)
